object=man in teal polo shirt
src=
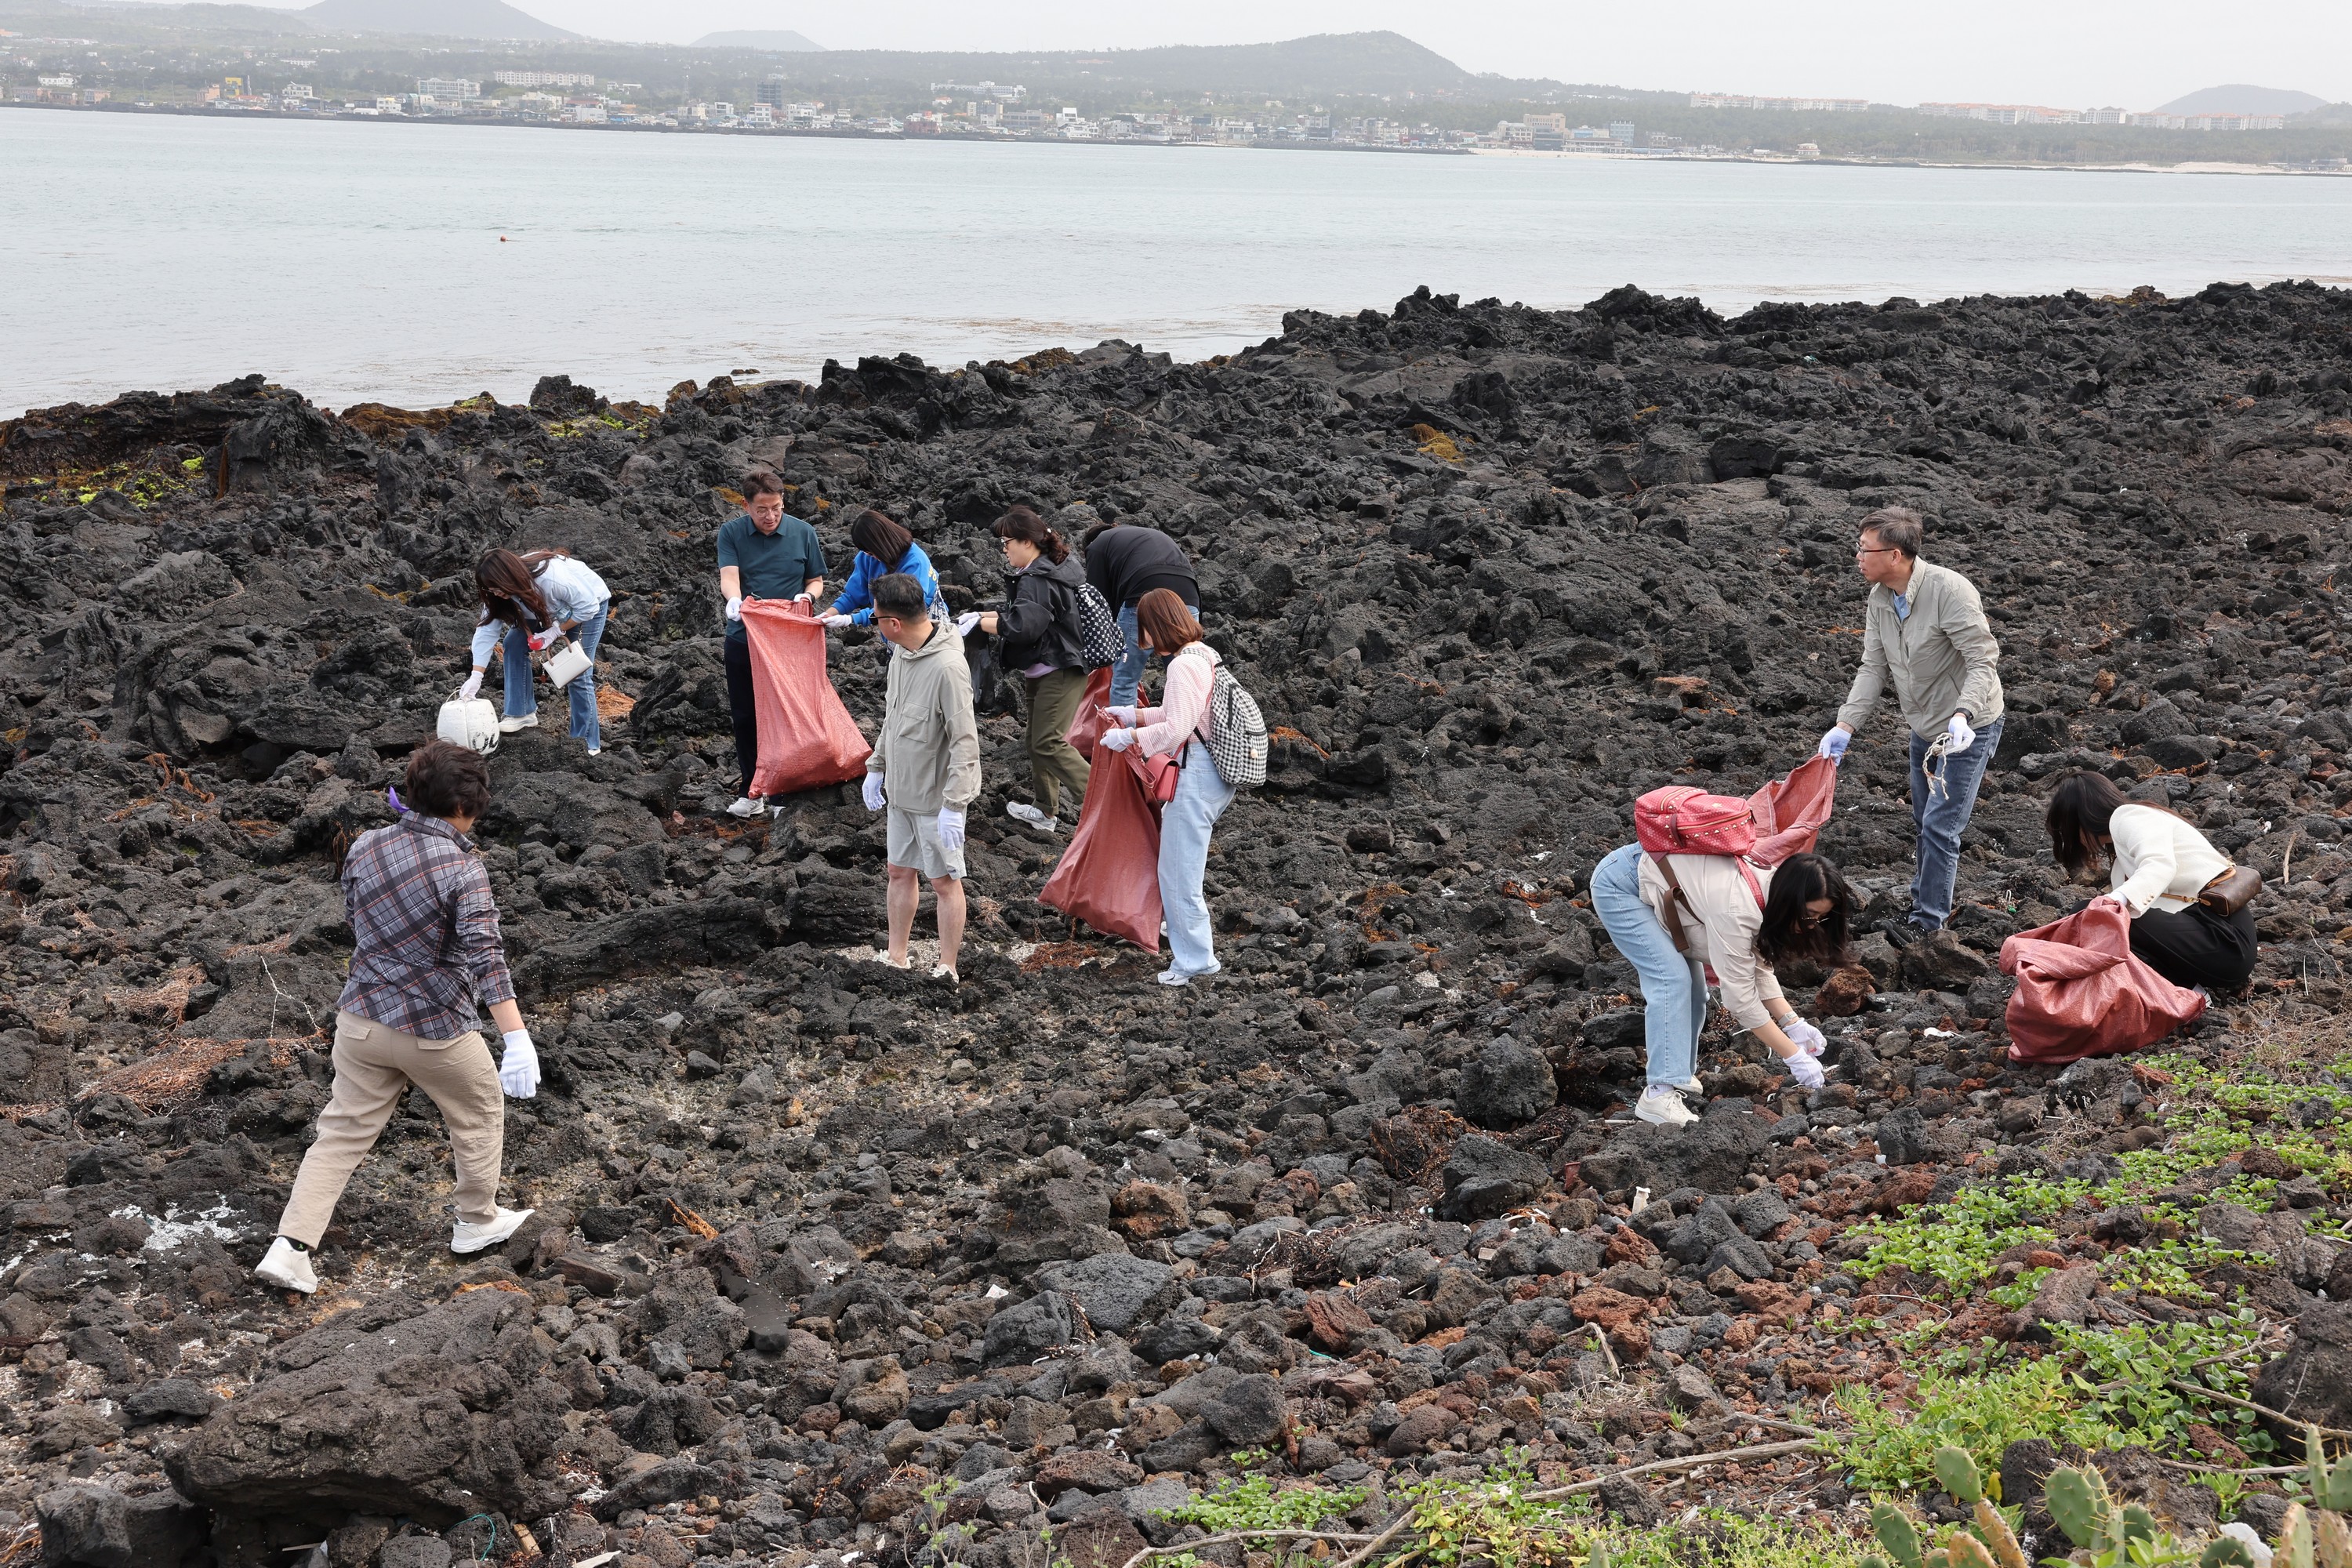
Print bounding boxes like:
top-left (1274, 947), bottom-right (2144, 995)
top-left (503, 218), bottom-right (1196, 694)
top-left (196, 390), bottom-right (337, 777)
top-left (718, 470), bottom-right (827, 817)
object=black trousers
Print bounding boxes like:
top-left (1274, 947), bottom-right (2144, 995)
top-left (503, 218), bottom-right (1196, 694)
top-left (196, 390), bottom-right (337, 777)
top-left (724, 631), bottom-right (758, 797)
top-left (2130, 902), bottom-right (2256, 993)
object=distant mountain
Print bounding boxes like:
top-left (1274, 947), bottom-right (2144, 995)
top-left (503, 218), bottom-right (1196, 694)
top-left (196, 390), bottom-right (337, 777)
top-left (760, 31), bottom-right (1656, 106)
top-left (298, 0), bottom-right (575, 41)
top-left (694, 29), bottom-right (825, 51)
top-left (2154, 84), bottom-right (2326, 115)
top-left (42, 1), bottom-right (323, 32)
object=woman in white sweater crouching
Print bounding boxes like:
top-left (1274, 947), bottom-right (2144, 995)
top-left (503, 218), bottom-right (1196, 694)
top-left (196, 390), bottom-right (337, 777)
top-left (2045, 771), bottom-right (2257, 994)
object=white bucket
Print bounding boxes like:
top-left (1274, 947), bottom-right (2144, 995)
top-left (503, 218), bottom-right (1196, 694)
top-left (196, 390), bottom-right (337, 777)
top-left (437, 696), bottom-right (501, 755)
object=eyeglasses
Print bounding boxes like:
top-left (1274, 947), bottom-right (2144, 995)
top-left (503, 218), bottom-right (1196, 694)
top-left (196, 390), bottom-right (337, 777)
top-left (1854, 546), bottom-right (1900, 557)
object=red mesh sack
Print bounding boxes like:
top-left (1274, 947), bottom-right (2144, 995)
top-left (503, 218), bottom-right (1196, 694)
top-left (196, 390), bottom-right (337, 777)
top-left (1040, 740), bottom-right (1163, 951)
top-left (2000, 900), bottom-right (2206, 1065)
top-left (1063, 667), bottom-right (1115, 755)
top-left (740, 598), bottom-right (873, 797)
top-left (1748, 755), bottom-right (1839, 866)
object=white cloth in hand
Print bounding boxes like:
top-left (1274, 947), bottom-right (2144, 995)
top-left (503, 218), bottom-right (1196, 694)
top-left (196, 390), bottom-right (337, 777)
top-left (1818, 727), bottom-right (1849, 761)
top-left (528, 626), bottom-right (564, 652)
top-left (1787, 1051), bottom-right (1824, 1091)
top-left (458, 671), bottom-right (484, 702)
top-left (936, 806), bottom-right (966, 851)
top-left (1783, 1018), bottom-right (1828, 1057)
top-left (862, 773), bottom-right (887, 812)
top-left (820, 613), bottom-right (852, 629)
top-left (1100, 728), bottom-right (1137, 753)
top-left (955, 611), bottom-right (982, 637)
top-left (1945, 713), bottom-right (1977, 754)
top-left (498, 1029), bottom-right (539, 1098)
top-left (724, 597), bottom-right (743, 622)
top-left (1105, 705), bottom-right (1139, 726)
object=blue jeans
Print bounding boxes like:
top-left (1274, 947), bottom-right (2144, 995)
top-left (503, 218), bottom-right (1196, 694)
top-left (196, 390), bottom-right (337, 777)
top-left (502, 602), bottom-right (608, 750)
top-left (1589, 844), bottom-right (1705, 1090)
top-left (1907, 717), bottom-right (2001, 930)
top-left (1110, 598), bottom-right (1200, 709)
top-left (1159, 742), bottom-right (1236, 975)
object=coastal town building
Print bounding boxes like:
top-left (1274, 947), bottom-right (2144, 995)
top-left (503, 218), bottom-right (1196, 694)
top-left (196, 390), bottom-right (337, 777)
top-left (1688, 93), bottom-right (1871, 111)
top-left (416, 77), bottom-right (480, 103)
top-left (492, 71), bottom-right (593, 88)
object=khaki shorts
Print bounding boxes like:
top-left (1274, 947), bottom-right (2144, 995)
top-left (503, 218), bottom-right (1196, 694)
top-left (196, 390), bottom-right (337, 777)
top-left (886, 804), bottom-right (966, 881)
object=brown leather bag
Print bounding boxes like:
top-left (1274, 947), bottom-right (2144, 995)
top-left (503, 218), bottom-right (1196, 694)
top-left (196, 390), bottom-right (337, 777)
top-left (2198, 864), bottom-right (2261, 917)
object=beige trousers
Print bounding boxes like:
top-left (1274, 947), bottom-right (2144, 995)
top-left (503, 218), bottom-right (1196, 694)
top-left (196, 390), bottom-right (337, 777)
top-left (275, 1009), bottom-right (506, 1247)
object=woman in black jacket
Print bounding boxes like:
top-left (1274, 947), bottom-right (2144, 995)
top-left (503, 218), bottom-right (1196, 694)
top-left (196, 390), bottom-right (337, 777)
top-left (979, 506), bottom-right (1091, 832)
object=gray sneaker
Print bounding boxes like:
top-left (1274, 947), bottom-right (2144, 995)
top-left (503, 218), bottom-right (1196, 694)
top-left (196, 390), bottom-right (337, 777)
top-left (1005, 800), bottom-right (1059, 833)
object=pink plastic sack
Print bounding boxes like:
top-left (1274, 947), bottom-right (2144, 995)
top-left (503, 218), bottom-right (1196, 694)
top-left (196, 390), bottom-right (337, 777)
top-left (1748, 755), bottom-right (1839, 866)
top-left (1064, 667), bottom-right (1115, 756)
top-left (1040, 740), bottom-right (1163, 951)
top-left (2000, 900), bottom-right (2206, 1065)
top-left (739, 598), bottom-right (872, 797)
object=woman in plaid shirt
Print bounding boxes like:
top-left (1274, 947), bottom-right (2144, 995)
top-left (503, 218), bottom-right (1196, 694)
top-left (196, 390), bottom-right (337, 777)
top-left (254, 742), bottom-right (540, 1294)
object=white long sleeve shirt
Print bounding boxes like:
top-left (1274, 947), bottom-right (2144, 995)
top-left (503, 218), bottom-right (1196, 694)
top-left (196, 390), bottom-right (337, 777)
top-left (470, 556), bottom-right (611, 666)
top-left (1635, 851), bottom-right (1785, 1031)
top-left (2108, 803), bottom-right (2231, 916)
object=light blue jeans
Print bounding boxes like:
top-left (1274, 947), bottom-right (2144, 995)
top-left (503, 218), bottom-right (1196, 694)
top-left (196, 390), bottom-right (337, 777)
top-left (1111, 598), bottom-right (1200, 709)
top-left (1907, 717), bottom-right (2002, 931)
top-left (1589, 843), bottom-right (1705, 1090)
top-left (1159, 742), bottom-right (1236, 976)
top-left (502, 602), bottom-right (608, 750)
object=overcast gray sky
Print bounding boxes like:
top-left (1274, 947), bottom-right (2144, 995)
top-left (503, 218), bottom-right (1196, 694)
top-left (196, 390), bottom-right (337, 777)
top-left (208, 0), bottom-right (2352, 108)
top-left (543, 2), bottom-right (2352, 107)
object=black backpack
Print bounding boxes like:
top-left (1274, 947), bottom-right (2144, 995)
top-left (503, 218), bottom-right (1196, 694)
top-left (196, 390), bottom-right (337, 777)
top-left (1074, 583), bottom-right (1125, 670)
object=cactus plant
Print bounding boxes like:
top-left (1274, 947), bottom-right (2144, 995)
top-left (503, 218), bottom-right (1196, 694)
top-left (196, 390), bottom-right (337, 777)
top-left (1973, 1497), bottom-right (2028, 1568)
top-left (1944, 1534), bottom-right (1997, 1568)
top-left (1874, 1501), bottom-right (1927, 1568)
top-left (2200, 1538), bottom-right (2257, 1568)
top-left (2304, 1424), bottom-right (2352, 1515)
top-left (2048, 1466), bottom-right (2111, 1551)
top-left (2313, 1511), bottom-right (2350, 1568)
top-left (1937, 1447), bottom-right (1985, 1508)
top-left (2281, 1504), bottom-right (2314, 1568)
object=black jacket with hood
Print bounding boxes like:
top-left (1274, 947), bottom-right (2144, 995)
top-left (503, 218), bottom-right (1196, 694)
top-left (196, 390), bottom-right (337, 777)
top-left (996, 554), bottom-right (1087, 673)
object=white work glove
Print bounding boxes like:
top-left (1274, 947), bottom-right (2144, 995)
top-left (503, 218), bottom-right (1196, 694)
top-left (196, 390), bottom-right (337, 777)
top-left (724, 596), bottom-right (743, 623)
top-left (458, 670), bottom-right (484, 702)
top-left (528, 626), bottom-right (565, 652)
top-left (1101, 728), bottom-right (1137, 753)
top-left (1105, 705), bottom-right (1139, 726)
top-left (792, 593), bottom-right (815, 608)
top-left (936, 806), bottom-right (966, 851)
top-left (1786, 1051), bottom-right (1824, 1091)
top-left (1818, 726), bottom-right (1849, 762)
top-left (499, 1029), bottom-right (539, 1098)
top-left (1783, 1018), bottom-right (1827, 1058)
top-left (1945, 713), bottom-right (1977, 755)
top-left (954, 611), bottom-right (982, 637)
top-left (820, 613), bottom-right (852, 630)
top-left (862, 773), bottom-right (887, 812)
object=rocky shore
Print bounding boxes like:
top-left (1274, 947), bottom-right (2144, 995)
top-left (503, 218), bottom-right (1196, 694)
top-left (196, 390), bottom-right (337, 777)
top-left (2, 279), bottom-right (2351, 1568)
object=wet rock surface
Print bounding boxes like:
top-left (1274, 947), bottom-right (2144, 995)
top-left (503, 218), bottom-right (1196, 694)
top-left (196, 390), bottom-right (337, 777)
top-left (1, 285), bottom-right (2350, 1563)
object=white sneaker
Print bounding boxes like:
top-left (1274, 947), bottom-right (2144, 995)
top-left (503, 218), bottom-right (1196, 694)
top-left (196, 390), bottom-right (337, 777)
top-left (1671, 1076), bottom-right (1704, 1097)
top-left (586, 746), bottom-right (601, 757)
top-left (255, 1236), bottom-right (318, 1294)
top-left (449, 1206), bottom-right (534, 1254)
top-left (1635, 1086), bottom-right (1700, 1128)
top-left (931, 964), bottom-right (960, 985)
top-left (497, 713), bottom-right (539, 734)
top-left (726, 796), bottom-right (762, 818)
top-left (1005, 801), bottom-right (1059, 833)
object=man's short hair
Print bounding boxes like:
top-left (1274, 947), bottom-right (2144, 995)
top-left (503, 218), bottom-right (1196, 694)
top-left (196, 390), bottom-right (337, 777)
top-left (742, 470), bottom-right (785, 500)
top-left (405, 740), bottom-right (492, 820)
top-left (872, 572), bottom-right (927, 622)
top-left (1860, 506), bottom-right (1925, 559)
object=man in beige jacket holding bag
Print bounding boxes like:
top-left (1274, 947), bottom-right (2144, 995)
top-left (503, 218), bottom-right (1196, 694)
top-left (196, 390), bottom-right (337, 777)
top-left (1819, 507), bottom-right (2005, 942)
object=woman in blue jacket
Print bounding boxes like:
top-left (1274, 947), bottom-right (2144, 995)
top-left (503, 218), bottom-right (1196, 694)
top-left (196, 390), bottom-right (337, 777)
top-left (822, 511), bottom-right (944, 630)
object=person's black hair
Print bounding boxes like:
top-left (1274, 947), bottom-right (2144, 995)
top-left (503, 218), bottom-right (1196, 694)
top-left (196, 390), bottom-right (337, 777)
top-left (1755, 851), bottom-right (1855, 967)
top-left (1860, 506), bottom-right (1925, 559)
top-left (475, 547), bottom-right (551, 630)
top-left (872, 572), bottom-right (927, 622)
top-left (742, 470), bottom-right (786, 500)
top-left (405, 740), bottom-right (492, 821)
top-left (851, 509), bottom-right (913, 568)
top-left (2045, 769), bottom-right (2136, 878)
top-left (994, 504), bottom-right (1070, 564)
top-left (1082, 519), bottom-right (1120, 550)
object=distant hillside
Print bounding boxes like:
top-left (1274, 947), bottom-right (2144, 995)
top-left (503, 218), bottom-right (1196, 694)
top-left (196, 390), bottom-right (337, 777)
top-left (694, 29), bottom-right (825, 52)
top-left (2154, 83), bottom-right (2325, 114)
top-left (2292, 101), bottom-right (2352, 126)
top-left (298, 0), bottom-right (575, 41)
top-left (764, 31), bottom-right (1662, 106)
top-left (26, 0), bottom-right (321, 33)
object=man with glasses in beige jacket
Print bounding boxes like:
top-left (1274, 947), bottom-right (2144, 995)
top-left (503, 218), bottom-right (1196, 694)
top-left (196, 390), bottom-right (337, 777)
top-left (1818, 507), bottom-right (2005, 942)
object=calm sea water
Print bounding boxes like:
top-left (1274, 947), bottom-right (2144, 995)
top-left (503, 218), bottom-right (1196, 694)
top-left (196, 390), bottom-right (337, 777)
top-left (5, 109), bottom-right (2352, 419)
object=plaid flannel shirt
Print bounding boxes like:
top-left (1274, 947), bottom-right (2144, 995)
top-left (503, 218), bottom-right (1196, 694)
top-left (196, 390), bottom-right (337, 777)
top-left (336, 814), bottom-right (515, 1039)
